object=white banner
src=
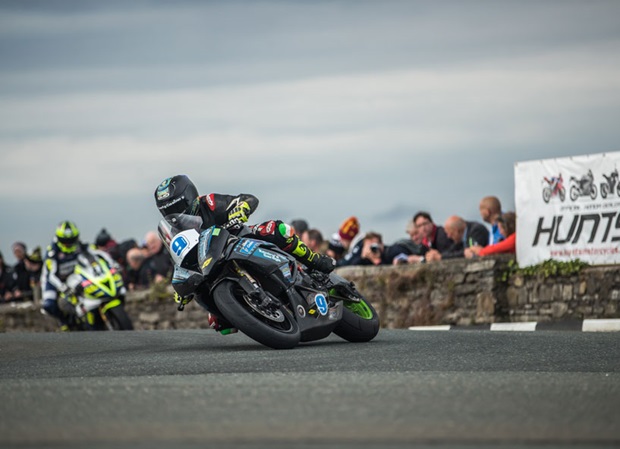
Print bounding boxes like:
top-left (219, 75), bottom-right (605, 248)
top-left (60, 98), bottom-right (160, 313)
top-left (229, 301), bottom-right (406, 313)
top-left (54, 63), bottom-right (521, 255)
top-left (514, 152), bottom-right (620, 266)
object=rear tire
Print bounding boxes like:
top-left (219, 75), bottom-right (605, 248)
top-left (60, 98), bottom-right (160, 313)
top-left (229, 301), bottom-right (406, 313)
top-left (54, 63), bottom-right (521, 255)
top-left (105, 306), bottom-right (134, 330)
top-left (213, 280), bottom-right (300, 349)
top-left (333, 295), bottom-right (380, 343)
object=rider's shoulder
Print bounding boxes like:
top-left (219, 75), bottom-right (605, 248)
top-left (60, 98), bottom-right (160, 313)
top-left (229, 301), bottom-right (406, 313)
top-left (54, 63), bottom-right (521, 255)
top-left (45, 244), bottom-right (56, 258)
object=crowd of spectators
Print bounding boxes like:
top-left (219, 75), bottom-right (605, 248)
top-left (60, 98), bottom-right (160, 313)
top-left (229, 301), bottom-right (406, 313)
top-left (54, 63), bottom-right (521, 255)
top-left (1, 194), bottom-right (515, 305)
top-left (294, 194), bottom-right (516, 268)
top-left (1, 227), bottom-right (173, 305)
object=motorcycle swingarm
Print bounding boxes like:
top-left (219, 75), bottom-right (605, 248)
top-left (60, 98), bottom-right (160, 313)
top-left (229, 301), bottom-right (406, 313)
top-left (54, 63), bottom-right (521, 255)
top-left (211, 265), bottom-right (282, 309)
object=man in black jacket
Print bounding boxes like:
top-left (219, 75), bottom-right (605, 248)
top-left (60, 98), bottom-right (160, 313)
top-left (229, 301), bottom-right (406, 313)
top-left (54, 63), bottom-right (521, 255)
top-left (426, 216), bottom-right (489, 261)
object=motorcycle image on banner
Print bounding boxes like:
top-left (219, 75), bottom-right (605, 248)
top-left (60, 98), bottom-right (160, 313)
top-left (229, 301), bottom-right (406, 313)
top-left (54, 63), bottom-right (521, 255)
top-left (158, 214), bottom-right (380, 349)
top-left (569, 169), bottom-right (597, 201)
top-left (600, 168), bottom-right (620, 199)
top-left (542, 173), bottom-right (565, 203)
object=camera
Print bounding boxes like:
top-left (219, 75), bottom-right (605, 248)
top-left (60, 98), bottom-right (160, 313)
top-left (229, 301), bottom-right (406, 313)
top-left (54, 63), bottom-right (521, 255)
top-left (370, 243), bottom-right (381, 254)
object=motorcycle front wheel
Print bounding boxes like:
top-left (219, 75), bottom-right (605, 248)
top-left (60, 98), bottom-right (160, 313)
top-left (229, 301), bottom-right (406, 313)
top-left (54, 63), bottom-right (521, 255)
top-left (104, 306), bottom-right (134, 330)
top-left (542, 187), bottom-right (551, 203)
top-left (570, 185), bottom-right (579, 201)
top-left (590, 184), bottom-right (598, 200)
top-left (333, 293), bottom-right (380, 343)
top-left (601, 183), bottom-right (609, 199)
top-left (213, 280), bottom-right (301, 349)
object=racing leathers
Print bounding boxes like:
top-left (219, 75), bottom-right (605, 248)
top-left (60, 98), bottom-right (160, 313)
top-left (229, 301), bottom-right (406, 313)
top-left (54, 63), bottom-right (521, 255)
top-left (188, 192), bottom-right (336, 273)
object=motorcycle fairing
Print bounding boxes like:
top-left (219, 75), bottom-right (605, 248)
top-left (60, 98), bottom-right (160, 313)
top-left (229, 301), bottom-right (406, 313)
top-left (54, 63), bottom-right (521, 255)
top-left (171, 265), bottom-right (204, 298)
top-left (169, 229), bottom-right (200, 267)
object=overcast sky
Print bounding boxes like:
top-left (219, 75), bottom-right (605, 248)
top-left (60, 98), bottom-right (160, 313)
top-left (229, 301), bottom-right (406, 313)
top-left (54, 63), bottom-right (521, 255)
top-left (1, 0), bottom-right (620, 263)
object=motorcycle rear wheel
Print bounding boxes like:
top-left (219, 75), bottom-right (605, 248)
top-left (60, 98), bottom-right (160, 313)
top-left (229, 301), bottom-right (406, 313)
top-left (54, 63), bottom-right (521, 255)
top-left (104, 306), bottom-right (134, 330)
top-left (213, 280), bottom-right (301, 349)
top-left (333, 294), bottom-right (380, 343)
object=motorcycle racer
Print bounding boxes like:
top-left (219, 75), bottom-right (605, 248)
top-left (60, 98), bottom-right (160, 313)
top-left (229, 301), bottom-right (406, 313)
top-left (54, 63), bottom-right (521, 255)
top-left (154, 175), bottom-right (336, 332)
top-left (41, 220), bottom-right (123, 330)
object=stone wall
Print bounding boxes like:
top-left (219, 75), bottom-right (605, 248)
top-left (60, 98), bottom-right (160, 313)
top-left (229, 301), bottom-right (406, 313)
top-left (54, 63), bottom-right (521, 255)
top-left (1, 255), bottom-right (619, 332)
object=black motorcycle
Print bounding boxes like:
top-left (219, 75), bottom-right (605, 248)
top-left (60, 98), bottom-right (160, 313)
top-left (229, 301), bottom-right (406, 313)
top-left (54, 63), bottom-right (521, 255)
top-left (600, 168), bottom-right (620, 199)
top-left (158, 214), bottom-right (380, 349)
top-left (569, 169), bottom-right (597, 201)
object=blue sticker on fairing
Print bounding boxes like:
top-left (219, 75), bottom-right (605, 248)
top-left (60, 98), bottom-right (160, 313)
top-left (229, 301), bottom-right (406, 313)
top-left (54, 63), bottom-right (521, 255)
top-left (280, 264), bottom-right (292, 281)
top-left (235, 239), bottom-right (260, 256)
top-left (171, 235), bottom-right (189, 256)
top-left (315, 294), bottom-right (328, 316)
top-left (255, 248), bottom-right (286, 263)
top-left (172, 266), bottom-right (193, 284)
top-left (199, 228), bottom-right (213, 255)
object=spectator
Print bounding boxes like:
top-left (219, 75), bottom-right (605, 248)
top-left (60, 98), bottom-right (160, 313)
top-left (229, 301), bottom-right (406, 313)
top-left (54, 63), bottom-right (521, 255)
top-left (413, 212), bottom-right (453, 254)
top-left (109, 238), bottom-right (139, 282)
top-left (11, 242), bottom-right (30, 301)
top-left (24, 246), bottom-right (43, 302)
top-left (466, 212), bottom-right (516, 258)
top-left (290, 219), bottom-right (309, 238)
top-left (95, 228), bottom-right (118, 253)
top-left (303, 228), bottom-right (324, 253)
top-left (0, 250), bottom-right (15, 302)
top-left (336, 216), bottom-right (364, 266)
top-left (479, 196), bottom-right (504, 244)
top-left (326, 233), bottom-right (346, 264)
top-left (385, 219), bottom-right (428, 265)
top-left (142, 231), bottom-right (173, 284)
top-left (125, 247), bottom-right (150, 290)
top-left (426, 216), bottom-right (489, 261)
top-left (346, 232), bottom-right (390, 266)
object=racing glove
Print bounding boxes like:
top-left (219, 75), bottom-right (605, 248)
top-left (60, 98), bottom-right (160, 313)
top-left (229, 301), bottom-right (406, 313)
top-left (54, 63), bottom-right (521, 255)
top-left (58, 295), bottom-right (76, 316)
top-left (227, 201), bottom-right (251, 227)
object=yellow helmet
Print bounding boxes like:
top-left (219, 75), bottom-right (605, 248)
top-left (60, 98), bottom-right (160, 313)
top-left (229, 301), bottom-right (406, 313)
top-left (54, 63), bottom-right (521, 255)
top-left (55, 221), bottom-right (80, 254)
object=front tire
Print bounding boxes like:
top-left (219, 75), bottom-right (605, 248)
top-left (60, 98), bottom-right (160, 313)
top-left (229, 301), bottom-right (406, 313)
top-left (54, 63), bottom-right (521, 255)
top-left (570, 185), bottom-right (579, 201)
top-left (213, 280), bottom-right (300, 349)
top-left (333, 295), bottom-right (380, 343)
top-left (104, 306), bottom-right (134, 330)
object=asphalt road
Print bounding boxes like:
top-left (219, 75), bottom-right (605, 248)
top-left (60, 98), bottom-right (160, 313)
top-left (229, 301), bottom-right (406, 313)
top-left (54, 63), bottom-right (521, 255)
top-left (0, 329), bottom-right (619, 449)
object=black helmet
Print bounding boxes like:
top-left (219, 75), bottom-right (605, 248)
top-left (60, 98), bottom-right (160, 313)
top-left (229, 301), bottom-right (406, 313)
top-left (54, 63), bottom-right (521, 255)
top-left (154, 175), bottom-right (199, 217)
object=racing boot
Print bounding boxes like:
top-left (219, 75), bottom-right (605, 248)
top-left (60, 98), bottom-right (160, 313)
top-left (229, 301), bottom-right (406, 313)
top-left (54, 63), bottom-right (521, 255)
top-left (208, 313), bottom-right (238, 335)
top-left (291, 239), bottom-right (336, 273)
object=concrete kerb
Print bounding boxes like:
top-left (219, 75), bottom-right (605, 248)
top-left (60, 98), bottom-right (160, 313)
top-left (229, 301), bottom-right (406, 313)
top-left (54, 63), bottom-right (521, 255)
top-left (408, 319), bottom-right (620, 332)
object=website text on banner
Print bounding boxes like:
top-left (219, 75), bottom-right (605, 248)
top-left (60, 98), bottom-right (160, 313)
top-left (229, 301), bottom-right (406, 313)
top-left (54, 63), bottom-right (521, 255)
top-left (515, 151), bottom-right (620, 267)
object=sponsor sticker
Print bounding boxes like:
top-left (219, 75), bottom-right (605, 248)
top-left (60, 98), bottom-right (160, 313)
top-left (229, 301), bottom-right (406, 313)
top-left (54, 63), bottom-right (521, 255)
top-left (206, 194), bottom-right (216, 211)
top-left (256, 248), bottom-right (285, 263)
top-left (157, 178), bottom-right (172, 199)
top-left (171, 235), bottom-right (189, 257)
top-left (235, 239), bottom-right (260, 255)
top-left (315, 293), bottom-right (328, 316)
